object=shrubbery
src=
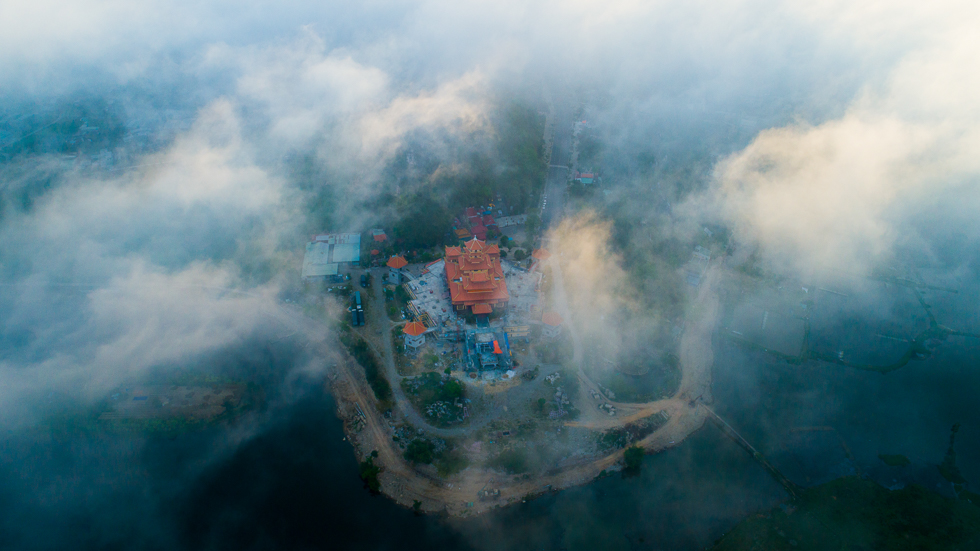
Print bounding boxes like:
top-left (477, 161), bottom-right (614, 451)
top-left (340, 332), bottom-right (394, 411)
top-left (624, 445), bottom-right (644, 471)
top-left (359, 451), bottom-right (381, 493)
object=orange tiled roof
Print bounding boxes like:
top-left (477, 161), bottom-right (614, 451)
top-left (464, 238), bottom-right (485, 252)
top-left (542, 312), bottom-right (563, 326)
top-left (387, 256), bottom-right (408, 269)
top-left (444, 238), bottom-right (509, 307)
top-left (532, 248), bottom-right (551, 260)
top-left (472, 303), bottom-right (493, 314)
top-left (403, 321), bottom-right (427, 336)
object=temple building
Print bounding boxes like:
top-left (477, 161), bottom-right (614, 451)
top-left (445, 238), bottom-right (509, 315)
top-left (387, 255), bottom-right (407, 283)
top-left (403, 321), bottom-right (427, 350)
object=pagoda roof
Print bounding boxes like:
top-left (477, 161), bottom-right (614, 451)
top-left (403, 321), bottom-right (427, 336)
top-left (387, 256), bottom-right (408, 269)
top-left (472, 303), bottom-right (493, 314)
top-left (464, 238), bottom-right (486, 252)
top-left (446, 237), bottom-right (508, 306)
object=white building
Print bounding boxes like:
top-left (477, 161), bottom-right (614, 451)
top-left (403, 321), bottom-right (427, 349)
top-left (302, 233), bottom-right (361, 280)
top-left (542, 312), bottom-right (563, 338)
top-left (387, 255), bottom-right (407, 283)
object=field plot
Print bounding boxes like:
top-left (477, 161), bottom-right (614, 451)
top-left (724, 282), bottom-right (809, 359)
top-left (729, 303), bottom-right (806, 358)
top-left (769, 428), bottom-right (856, 487)
top-left (99, 385), bottom-right (243, 421)
top-left (809, 283), bottom-right (927, 366)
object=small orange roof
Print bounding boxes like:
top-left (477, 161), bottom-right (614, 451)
top-left (472, 303), bottom-right (493, 314)
top-left (370, 249), bottom-right (380, 256)
top-left (403, 321), bottom-right (427, 336)
top-left (532, 248), bottom-right (551, 260)
top-left (542, 312), bottom-right (563, 326)
top-left (387, 256), bottom-right (408, 269)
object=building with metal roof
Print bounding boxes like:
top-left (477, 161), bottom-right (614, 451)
top-left (302, 233), bottom-right (361, 280)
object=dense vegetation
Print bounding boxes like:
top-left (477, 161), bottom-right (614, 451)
top-left (359, 451), bottom-right (381, 493)
top-left (487, 448), bottom-right (529, 474)
top-left (340, 330), bottom-right (394, 411)
top-left (401, 372), bottom-right (466, 426)
top-left (712, 477), bottom-right (980, 550)
top-left (383, 101), bottom-right (545, 249)
top-left (402, 436), bottom-right (469, 476)
top-left (623, 445), bottom-right (644, 471)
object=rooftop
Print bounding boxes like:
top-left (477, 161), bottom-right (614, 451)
top-left (446, 238), bottom-right (509, 307)
top-left (542, 312), bottom-right (563, 326)
top-left (302, 233), bottom-right (361, 278)
top-left (387, 256), bottom-right (408, 269)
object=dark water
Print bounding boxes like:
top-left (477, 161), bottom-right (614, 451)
top-left (0, 384), bottom-right (787, 551)
top-left (2, 288), bottom-right (977, 550)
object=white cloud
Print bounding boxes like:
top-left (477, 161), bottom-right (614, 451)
top-left (710, 15), bottom-right (980, 278)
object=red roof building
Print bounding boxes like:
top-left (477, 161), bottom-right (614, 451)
top-left (387, 256), bottom-right (408, 269)
top-left (445, 238), bottom-right (509, 315)
top-left (542, 312), bottom-right (563, 326)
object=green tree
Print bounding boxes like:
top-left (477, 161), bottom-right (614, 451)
top-left (525, 212), bottom-right (541, 237)
top-left (359, 454), bottom-right (382, 493)
top-left (404, 439), bottom-right (436, 464)
top-left (624, 445), bottom-right (644, 471)
top-left (443, 379), bottom-right (464, 400)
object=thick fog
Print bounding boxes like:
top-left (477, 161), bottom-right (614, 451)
top-left (1, 0), bottom-right (979, 549)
